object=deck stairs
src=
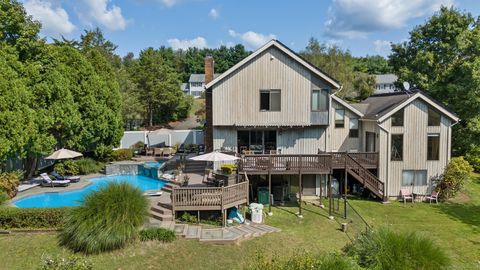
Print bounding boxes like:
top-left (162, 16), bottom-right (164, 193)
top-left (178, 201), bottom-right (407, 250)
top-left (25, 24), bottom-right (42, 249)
top-left (345, 154), bottom-right (384, 199)
top-left (147, 192), bottom-right (280, 244)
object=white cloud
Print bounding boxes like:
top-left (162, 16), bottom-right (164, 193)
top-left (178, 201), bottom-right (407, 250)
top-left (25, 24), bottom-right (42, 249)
top-left (325, 0), bottom-right (455, 38)
top-left (209, 8), bottom-right (219, 19)
top-left (373, 40), bottom-right (391, 53)
top-left (228, 29), bottom-right (276, 49)
top-left (23, 0), bottom-right (75, 37)
top-left (159, 0), bottom-right (178, 7)
top-left (167, 37), bottom-right (207, 50)
top-left (78, 0), bottom-right (127, 31)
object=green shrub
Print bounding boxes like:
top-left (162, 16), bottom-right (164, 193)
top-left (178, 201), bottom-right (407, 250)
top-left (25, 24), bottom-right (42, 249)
top-left (436, 156), bottom-right (474, 200)
top-left (132, 141), bottom-right (145, 150)
top-left (0, 207), bottom-right (66, 229)
top-left (53, 163), bottom-right (66, 175)
top-left (40, 255), bottom-right (92, 270)
top-left (0, 191), bottom-right (9, 205)
top-left (74, 158), bottom-right (103, 175)
top-left (0, 170), bottom-right (22, 198)
top-left (59, 182), bottom-right (148, 254)
top-left (54, 160), bottom-right (79, 175)
top-left (179, 212), bottom-right (197, 223)
top-left (220, 164), bottom-right (237, 175)
top-left (139, 228), bottom-right (176, 242)
top-left (344, 228), bottom-right (450, 270)
top-left (111, 149), bottom-right (133, 161)
top-left (94, 144), bottom-right (113, 161)
top-left (248, 252), bottom-right (360, 270)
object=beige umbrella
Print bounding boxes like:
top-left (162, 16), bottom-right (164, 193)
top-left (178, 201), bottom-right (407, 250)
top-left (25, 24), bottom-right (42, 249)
top-left (45, 148), bottom-right (83, 160)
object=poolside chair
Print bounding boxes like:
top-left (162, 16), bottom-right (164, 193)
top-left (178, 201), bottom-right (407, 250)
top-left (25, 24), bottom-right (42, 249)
top-left (426, 190), bottom-right (440, 204)
top-left (163, 147), bottom-right (173, 157)
top-left (154, 147), bottom-right (164, 156)
top-left (40, 173), bottom-right (70, 187)
top-left (51, 171), bottom-right (80, 183)
top-left (400, 188), bottom-right (414, 205)
top-left (203, 170), bottom-right (215, 187)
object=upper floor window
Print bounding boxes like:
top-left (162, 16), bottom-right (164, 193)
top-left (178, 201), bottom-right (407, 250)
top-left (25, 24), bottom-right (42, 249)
top-left (349, 118), bottom-right (359, 138)
top-left (191, 82), bottom-right (203, 87)
top-left (311, 89), bottom-right (328, 111)
top-left (428, 107), bottom-right (441, 126)
top-left (391, 109), bottom-right (404, 126)
top-left (335, 109), bottom-right (345, 128)
top-left (427, 133), bottom-right (440, 160)
top-left (260, 89), bottom-right (281, 111)
top-left (391, 134), bottom-right (403, 161)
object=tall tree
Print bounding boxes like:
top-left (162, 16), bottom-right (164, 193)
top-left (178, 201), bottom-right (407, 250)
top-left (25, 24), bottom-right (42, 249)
top-left (133, 48), bottom-right (187, 126)
top-left (353, 55), bottom-right (393, 74)
top-left (301, 38), bottom-right (375, 100)
top-left (389, 6), bottom-right (480, 170)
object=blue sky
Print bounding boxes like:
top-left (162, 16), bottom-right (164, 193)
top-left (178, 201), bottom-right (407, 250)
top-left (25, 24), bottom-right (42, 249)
top-left (21, 0), bottom-right (480, 57)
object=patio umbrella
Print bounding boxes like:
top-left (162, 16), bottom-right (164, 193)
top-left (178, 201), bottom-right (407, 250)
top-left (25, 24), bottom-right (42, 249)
top-left (189, 151), bottom-right (240, 162)
top-left (45, 148), bottom-right (83, 160)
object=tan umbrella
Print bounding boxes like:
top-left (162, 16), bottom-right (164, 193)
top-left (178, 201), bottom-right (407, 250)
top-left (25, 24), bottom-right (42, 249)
top-left (45, 148), bottom-right (83, 160)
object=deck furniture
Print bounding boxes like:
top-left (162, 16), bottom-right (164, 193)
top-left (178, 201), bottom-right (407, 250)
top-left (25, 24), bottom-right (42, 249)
top-left (400, 188), bottom-right (414, 205)
top-left (426, 190), bottom-right (440, 204)
top-left (40, 173), bottom-right (70, 187)
top-left (163, 147), bottom-right (174, 156)
top-left (154, 148), bottom-right (164, 156)
top-left (203, 170), bottom-right (215, 186)
top-left (51, 171), bottom-right (80, 183)
top-left (145, 148), bottom-right (154, 156)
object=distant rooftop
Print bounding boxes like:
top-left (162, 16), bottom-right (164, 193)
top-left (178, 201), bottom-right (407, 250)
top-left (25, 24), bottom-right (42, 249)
top-left (375, 74), bottom-right (398, 84)
top-left (189, 73), bottom-right (221, 83)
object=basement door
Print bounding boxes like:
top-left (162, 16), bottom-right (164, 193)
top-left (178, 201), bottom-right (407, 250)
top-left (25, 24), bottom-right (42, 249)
top-left (302, 175), bottom-right (316, 196)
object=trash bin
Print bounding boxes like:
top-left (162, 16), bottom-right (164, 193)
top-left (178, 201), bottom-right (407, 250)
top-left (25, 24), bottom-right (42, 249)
top-left (258, 187), bottom-right (270, 205)
top-left (250, 203), bottom-right (264, 224)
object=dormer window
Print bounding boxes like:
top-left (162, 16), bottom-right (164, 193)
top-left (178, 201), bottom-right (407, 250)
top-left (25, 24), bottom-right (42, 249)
top-left (391, 109), bottom-right (404, 126)
top-left (260, 89), bottom-right (281, 111)
top-left (311, 89), bottom-right (328, 111)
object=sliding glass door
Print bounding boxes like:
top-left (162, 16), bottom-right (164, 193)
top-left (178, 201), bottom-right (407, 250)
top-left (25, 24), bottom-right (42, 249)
top-left (237, 130), bottom-right (277, 154)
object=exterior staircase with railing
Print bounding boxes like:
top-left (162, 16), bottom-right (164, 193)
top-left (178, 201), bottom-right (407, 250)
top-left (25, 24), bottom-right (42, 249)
top-left (345, 154), bottom-right (384, 199)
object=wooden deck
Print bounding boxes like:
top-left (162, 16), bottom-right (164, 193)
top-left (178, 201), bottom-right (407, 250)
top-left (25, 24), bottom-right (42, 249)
top-left (238, 152), bottom-right (378, 174)
top-left (171, 181), bottom-right (249, 212)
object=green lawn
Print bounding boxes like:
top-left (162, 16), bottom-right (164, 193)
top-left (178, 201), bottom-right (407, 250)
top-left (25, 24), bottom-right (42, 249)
top-left (1, 174), bottom-right (479, 269)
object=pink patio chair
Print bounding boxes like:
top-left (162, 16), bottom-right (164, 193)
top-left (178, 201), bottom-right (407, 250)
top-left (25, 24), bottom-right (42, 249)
top-left (400, 188), bottom-right (414, 205)
top-left (426, 190), bottom-right (440, 204)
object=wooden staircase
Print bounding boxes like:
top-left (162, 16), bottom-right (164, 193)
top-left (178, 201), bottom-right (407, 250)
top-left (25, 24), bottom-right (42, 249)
top-left (345, 154), bottom-right (384, 199)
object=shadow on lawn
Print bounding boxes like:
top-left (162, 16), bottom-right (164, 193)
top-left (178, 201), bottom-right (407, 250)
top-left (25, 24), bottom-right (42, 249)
top-left (436, 203), bottom-right (480, 232)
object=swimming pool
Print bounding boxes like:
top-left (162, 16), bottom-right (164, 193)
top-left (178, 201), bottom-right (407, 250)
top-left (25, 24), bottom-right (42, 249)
top-left (13, 175), bottom-right (166, 208)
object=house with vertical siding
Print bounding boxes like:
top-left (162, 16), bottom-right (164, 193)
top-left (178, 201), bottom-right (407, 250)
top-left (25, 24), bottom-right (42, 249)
top-left (203, 40), bottom-right (459, 202)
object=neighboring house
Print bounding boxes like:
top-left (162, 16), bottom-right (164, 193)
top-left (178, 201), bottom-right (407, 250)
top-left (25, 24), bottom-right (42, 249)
top-left (203, 40), bottom-right (458, 202)
top-left (375, 74), bottom-right (398, 94)
top-left (182, 73), bottom-right (220, 98)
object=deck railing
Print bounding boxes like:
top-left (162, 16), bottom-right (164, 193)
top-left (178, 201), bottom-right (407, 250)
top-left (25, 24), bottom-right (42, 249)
top-left (239, 152), bottom-right (378, 173)
top-left (345, 154), bottom-right (384, 198)
top-left (171, 181), bottom-right (249, 211)
top-left (239, 154), bottom-right (333, 173)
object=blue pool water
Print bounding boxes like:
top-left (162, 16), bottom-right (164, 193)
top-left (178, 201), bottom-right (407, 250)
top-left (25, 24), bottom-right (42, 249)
top-left (13, 175), bottom-right (166, 208)
top-left (144, 161), bottom-right (163, 168)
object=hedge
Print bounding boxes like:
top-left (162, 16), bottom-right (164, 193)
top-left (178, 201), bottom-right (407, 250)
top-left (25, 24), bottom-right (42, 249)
top-left (0, 207), bottom-right (67, 229)
top-left (139, 228), bottom-right (176, 242)
top-left (111, 149), bottom-right (133, 161)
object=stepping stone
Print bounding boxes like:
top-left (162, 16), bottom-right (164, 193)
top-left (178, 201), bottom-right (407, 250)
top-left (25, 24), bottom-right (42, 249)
top-left (185, 225), bottom-right (202, 239)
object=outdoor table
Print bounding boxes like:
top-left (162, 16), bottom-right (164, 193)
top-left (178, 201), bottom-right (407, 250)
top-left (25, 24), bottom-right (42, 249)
top-left (413, 192), bottom-right (426, 202)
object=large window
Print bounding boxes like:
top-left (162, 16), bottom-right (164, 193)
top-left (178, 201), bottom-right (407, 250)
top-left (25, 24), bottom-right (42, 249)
top-left (428, 107), bottom-right (441, 126)
top-left (427, 133), bottom-right (440, 160)
top-left (391, 109), bottom-right (404, 126)
top-left (402, 170), bottom-right (427, 186)
top-left (391, 134), bottom-right (403, 161)
top-left (237, 130), bottom-right (277, 154)
top-left (349, 118), bottom-right (359, 138)
top-left (311, 89), bottom-right (328, 111)
top-left (335, 109), bottom-right (345, 128)
top-left (260, 90), bottom-right (281, 111)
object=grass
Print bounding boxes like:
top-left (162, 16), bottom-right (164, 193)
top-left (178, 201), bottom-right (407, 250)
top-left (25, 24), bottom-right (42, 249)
top-left (0, 173), bottom-right (479, 269)
top-left (190, 98), bottom-right (205, 117)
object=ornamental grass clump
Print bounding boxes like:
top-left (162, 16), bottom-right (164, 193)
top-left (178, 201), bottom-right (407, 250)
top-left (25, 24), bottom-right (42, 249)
top-left (59, 182), bottom-right (148, 254)
top-left (344, 228), bottom-right (450, 270)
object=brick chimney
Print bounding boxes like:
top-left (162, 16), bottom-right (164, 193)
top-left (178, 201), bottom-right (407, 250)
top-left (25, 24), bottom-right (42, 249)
top-left (204, 56), bottom-right (214, 152)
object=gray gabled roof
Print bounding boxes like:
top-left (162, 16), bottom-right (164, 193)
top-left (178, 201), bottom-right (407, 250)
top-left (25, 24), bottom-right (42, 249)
top-left (350, 90), bottom-right (459, 122)
top-left (375, 74), bottom-right (398, 84)
top-left (189, 73), bottom-right (220, 83)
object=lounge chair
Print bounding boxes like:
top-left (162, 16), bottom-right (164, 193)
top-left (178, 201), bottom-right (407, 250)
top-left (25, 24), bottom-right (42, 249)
top-left (154, 148), bottom-right (164, 156)
top-left (143, 190), bottom-right (163, 196)
top-left (40, 173), bottom-right (70, 187)
top-left (51, 171), bottom-right (80, 183)
top-left (400, 188), bottom-right (414, 205)
top-left (426, 190), bottom-right (440, 204)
